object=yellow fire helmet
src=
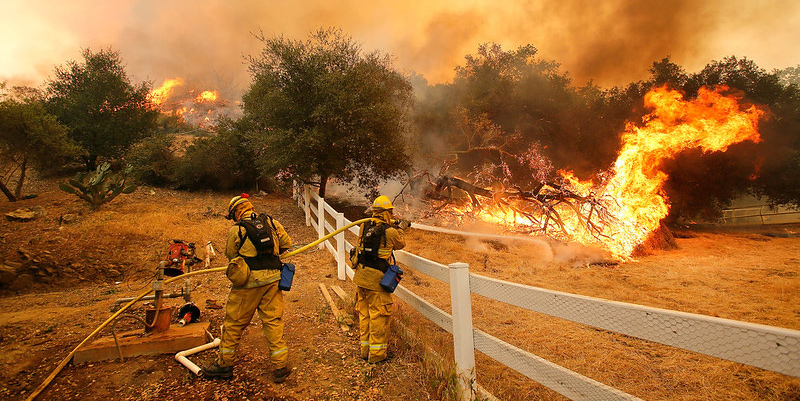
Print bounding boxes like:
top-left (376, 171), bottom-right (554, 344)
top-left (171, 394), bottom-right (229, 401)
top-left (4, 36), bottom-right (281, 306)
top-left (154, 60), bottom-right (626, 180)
top-left (226, 193), bottom-right (251, 220)
top-left (371, 195), bottom-right (394, 211)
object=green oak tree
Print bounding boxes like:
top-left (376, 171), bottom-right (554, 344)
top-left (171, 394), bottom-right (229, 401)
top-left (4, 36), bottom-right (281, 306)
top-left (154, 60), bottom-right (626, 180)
top-left (46, 48), bottom-right (159, 170)
top-left (242, 28), bottom-right (413, 197)
top-left (0, 84), bottom-right (82, 201)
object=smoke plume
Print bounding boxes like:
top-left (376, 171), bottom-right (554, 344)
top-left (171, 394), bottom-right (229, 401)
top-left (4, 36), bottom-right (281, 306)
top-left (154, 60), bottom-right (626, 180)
top-left (3, 0), bottom-right (798, 94)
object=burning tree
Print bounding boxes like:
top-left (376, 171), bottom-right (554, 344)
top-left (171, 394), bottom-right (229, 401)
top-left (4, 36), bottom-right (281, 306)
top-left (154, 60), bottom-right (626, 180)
top-left (147, 78), bottom-right (237, 129)
top-left (411, 86), bottom-right (764, 258)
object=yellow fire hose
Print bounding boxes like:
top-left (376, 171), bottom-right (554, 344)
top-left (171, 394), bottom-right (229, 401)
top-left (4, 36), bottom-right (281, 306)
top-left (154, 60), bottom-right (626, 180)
top-left (25, 217), bottom-right (374, 401)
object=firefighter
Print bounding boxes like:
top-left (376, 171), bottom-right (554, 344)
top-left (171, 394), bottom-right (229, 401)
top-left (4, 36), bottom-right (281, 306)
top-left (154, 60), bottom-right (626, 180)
top-left (203, 194), bottom-right (293, 383)
top-left (352, 195), bottom-right (409, 363)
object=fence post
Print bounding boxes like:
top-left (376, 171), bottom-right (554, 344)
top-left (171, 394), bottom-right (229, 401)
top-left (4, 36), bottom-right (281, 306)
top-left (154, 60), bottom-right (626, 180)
top-left (449, 262), bottom-right (476, 401)
top-left (303, 186), bottom-right (311, 226)
top-left (335, 212), bottom-right (346, 280)
top-left (317, 196), bottom-right (325, 249)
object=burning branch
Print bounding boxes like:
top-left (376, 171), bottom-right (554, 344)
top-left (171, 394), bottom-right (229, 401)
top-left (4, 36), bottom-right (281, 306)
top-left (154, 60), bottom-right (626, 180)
top-left (421, 175), bottom-right (618, 241)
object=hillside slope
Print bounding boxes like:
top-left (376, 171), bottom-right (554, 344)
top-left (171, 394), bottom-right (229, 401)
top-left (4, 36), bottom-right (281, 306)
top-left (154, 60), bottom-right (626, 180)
top-left (0, 182), bottom-right (437, 401)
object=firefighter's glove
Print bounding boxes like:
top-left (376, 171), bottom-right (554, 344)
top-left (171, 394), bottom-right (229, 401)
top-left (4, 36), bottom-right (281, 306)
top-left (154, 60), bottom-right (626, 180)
top-left (398, 219), bottom-right (411, 230)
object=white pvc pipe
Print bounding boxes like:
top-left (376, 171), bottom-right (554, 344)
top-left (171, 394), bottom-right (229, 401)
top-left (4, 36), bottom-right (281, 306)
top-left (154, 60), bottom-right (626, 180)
top-left (175, 337), bottom-right (221, 376)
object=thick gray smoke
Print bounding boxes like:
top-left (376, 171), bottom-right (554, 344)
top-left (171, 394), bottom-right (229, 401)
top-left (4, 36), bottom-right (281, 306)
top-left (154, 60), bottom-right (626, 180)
top-left (3, 0), bottom-right (798, 93)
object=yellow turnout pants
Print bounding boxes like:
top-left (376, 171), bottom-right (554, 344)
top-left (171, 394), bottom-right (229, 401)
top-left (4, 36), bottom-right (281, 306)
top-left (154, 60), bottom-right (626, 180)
top-left (355, 286), bottom-right (393, 363)
top-left (217, 280), bottom-right (288, 369)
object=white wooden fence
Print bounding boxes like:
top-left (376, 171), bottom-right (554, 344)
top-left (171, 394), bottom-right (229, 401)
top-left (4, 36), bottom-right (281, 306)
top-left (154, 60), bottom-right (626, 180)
top-left (294, 184), bottom-right (800, 401)
top-left (721, 204), bottom-right (800, 225)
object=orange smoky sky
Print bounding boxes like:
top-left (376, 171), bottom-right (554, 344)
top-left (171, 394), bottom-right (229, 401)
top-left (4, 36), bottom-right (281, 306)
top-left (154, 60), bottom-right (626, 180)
top-left (2, 0), bottom-right (799, 96)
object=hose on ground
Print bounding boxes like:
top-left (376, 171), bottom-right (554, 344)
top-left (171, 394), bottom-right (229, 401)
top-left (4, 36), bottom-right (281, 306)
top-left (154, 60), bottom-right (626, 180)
top-left (25, 217), bottom-right (373, 401)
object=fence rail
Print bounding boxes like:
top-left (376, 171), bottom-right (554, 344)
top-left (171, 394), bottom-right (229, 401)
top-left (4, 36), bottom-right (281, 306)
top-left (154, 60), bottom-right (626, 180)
top-left (295, 184), bottom-right (800, 400)
top-left (721, 204), bottom-right (800, 225)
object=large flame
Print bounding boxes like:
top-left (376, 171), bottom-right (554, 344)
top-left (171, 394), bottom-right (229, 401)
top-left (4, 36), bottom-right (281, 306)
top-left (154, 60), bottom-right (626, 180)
top-left (463, 86), bottom-right (764, 257)
top-left (148, 78), bottom-right (184, 105)
top-left (196, 90), bottom-right (218, 103)
top-left (146, 77), bottom-right (236, 128)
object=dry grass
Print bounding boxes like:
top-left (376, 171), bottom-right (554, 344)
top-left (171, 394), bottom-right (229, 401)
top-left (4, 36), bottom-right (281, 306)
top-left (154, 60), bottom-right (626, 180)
top-left (3, 181), bottom-right (798, 400)
top-left (1, 181), bottom-right (441, 401)
top-left (393, 226), bottom-right (800, 400)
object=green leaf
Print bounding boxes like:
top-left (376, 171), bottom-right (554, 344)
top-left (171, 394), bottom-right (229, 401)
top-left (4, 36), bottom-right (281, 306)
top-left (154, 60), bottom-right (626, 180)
top-left (58, 182), bottom-right (77, 194)
top-left (68, 178), bottom-right (87, 192)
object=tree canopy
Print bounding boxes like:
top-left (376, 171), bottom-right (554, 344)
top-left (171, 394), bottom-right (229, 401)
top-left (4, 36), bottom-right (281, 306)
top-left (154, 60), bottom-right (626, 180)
top-left (0, 84), bottom-right (82, 201)
top-left (242, 28), bottom-right (413, 197)
top-left (413, 43), bottom-right (624, 188)
top-left (411, 47), bottom-right (800, 221)
top-left (45, 48), bottom-right (159, 170)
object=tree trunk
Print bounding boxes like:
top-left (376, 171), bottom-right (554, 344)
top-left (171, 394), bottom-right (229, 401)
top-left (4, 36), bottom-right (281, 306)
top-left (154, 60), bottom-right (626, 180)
top-left (0, 180), bottom-right (16, 202)
top-left (13, 158), bottom-right (27, 200)
top-left (318, 173), bottom-right (328, 198)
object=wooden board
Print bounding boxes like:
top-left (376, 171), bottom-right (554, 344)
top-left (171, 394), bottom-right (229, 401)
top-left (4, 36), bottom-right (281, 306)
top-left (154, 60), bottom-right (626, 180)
top-left (72, 322), bottom-right (211, 364)
top-left (318, 283), bottom-right (349, 332)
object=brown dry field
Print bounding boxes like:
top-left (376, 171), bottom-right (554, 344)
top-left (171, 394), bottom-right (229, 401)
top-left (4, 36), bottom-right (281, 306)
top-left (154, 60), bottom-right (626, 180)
top-left (395, 220), bottom-right (800, 400)
top-left (0, 180), bottom-right (437, 401)
top-left (1, 178), bottom-right (799, 401)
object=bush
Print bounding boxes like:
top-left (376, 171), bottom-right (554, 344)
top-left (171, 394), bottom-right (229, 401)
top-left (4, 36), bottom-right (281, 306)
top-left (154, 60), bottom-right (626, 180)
top-left (172, 127), bottom-right (255, 191)
top-left (124, 134), bottom-right (177, 187)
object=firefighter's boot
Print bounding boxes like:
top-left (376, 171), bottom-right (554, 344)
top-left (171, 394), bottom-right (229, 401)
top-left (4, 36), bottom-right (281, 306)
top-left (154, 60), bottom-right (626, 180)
top-left (202, 361), bottom-right (233, 379)
top-left (273, 366), bottom-right (291, 383)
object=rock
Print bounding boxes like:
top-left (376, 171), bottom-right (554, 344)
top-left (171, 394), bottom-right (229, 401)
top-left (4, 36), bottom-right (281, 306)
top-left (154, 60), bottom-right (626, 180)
top-left (5, 208), bottom-right (36, 222)
top-left (9, 274), bottom-right (35, 291)
top-left (0, 264), bottom-right (18, 286)
top-left (205, 299), bottom-right (223, 309)
top-left (59, 214), bottom-right (78, 225)
top-left (17, 248), bottom-right (33, 260)
top-left (32, 205), bottom-right (47, 218)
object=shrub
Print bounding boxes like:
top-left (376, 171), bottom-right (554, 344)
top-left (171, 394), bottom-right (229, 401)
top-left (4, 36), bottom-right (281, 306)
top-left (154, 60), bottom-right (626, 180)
top-left (124, 134), bottom-right (177, 186)
top-left (172, 128), bottom-right (255, 191)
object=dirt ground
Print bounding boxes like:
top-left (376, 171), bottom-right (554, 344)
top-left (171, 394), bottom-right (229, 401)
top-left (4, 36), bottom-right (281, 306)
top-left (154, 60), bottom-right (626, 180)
top-left (0, 181), bottom-right (437, 401)
top-left (1, 179), bottom-right (799, 401)
top-left (394, 219), bottom-right (800, 400)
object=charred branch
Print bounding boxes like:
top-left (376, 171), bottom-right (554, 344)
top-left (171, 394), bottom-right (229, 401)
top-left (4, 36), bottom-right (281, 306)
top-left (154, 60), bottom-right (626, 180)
top-left (421, 174), bottom-right (617, 241)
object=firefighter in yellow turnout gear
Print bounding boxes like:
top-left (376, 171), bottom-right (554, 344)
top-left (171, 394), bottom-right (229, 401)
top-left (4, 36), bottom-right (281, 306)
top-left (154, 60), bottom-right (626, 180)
top-left (352, 195), bottom-right (408, 363)
top-left (203, 194), bottom-right (294, 383)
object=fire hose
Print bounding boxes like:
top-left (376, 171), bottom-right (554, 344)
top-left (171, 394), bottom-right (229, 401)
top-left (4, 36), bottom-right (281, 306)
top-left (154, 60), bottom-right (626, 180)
top-left (25, 217), bottom-right (375, 401)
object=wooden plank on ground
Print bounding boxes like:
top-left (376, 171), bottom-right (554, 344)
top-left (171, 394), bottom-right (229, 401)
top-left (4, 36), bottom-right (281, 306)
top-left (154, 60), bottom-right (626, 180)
top-left (318, 283), bottom-right (349, 332)
top-left (73, 322), bottom-right (211, 364)
top-left (330, 285), bottom-right (355, 327)
top-left (330, 285), bottom-right (348, 303)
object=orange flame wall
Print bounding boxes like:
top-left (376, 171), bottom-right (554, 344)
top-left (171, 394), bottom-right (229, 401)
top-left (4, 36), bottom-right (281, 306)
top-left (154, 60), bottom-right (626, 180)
top-left (600, 86), bottom-right (764, 256)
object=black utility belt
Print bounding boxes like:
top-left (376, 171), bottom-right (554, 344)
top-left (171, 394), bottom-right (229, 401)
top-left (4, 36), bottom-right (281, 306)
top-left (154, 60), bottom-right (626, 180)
top-left (249, 266), bottom-right (281, 271)
top-left (358, 255), bottom-right (390, 273)
top-left (243, 253), bottom-right (282, 271)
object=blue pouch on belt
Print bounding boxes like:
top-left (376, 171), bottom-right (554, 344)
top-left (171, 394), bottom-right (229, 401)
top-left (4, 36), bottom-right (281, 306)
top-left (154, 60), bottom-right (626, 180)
top-left (279, 263), bottom-right (295, 291)
top-left (380, 264), bottom-right (403, 293)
